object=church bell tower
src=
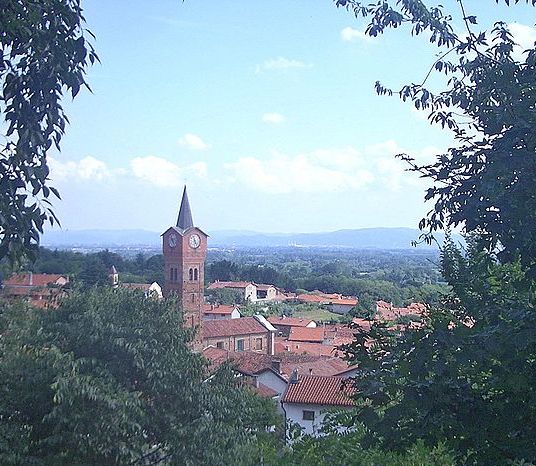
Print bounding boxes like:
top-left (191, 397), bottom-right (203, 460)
top-left (162, 186), bottom-right (207, 350)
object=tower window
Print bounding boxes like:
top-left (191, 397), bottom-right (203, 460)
top-left (194, 268), bottom-right (198, 281)
top-left (173, 268), bottom-right (178, 282)
top-left (191, 293), bottom-right (195, 303)
top-left (189, 268), bottom-right (193, 281)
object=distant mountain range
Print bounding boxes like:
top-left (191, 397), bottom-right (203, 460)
top-left (42, 228), bottom-right (457, 250)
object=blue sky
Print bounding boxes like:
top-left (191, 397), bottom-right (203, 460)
top-left (47, 1), bottom-right (536, 233)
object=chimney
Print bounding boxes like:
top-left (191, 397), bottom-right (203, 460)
top-left (289, 369), bottom-right (299, 384)
top-left (271, 358), bottom-right (281, 374)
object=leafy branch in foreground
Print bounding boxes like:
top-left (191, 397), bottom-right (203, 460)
top-left (336, 0), bottom-right (536, 275)
top-left (0, 0), bottom-right (97, 264)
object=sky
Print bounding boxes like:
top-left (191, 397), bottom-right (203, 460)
top-left (46, 0), bottom-right (536, 234)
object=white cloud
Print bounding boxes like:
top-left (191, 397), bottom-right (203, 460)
top-left (340, 26), bottom-right (370, 42)
top-left (262, 112), bottom-right (286, 124)
top-left (130, 156), bottom-right (207, 188)
top-left (225, 142), bottom-right (442, 195)
top-left (49, 156), bottom-right (111, 182)
top-left (508, 22), bottom-right (536, 61)
top-left (255, 57), bottom-right (312, 74)
top-left (178, 133), bottom-right (211, 151)
top-left (225, 147), bottom-right (374, 194)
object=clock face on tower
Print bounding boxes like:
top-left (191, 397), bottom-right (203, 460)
top-left (189, 233), bottom-right (201, 249)
top-left (168, 233), bottom-right (178, 248)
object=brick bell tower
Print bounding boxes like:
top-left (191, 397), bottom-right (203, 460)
top-left (162, 186), bottom-right (208, 351)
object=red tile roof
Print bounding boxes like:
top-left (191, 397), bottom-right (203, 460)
top-left (208, 281), bottom-right (253, 290)
top-left (251, 382), bottom-right (278, 398)
top-left (330, 298), bottom-right (358, 306)
top-left (255, 284), bottom-right (276, 291)
top-left (268, 316), bottom-right (314, 328)
top-left (276, 340), bottom-right (341, 357)
top-left (283, 357), bottom-right (350, 378)
top-left (203, 304), bottom-right (238, 315)
top-left (288, 327), bottom-right (325, 343)
top-left (202, 317), bottom-right (268, 339)
top-left (283, 375), bottom-right (354, 406)
top-left (3, 273), bottom-right (68, 287)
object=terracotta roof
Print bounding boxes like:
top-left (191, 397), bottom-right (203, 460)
top-left (283, 375), bottom-right (354, 406)
top-left (282, 357), bottom-right (350, 378)
top-left (329, 298), bottom-right (358, 306)
top-left (252, 383), bottom-right (279, 398)
top-left (351, 318), bottom-right (373, 331)
top-left (203, 304), bottom-right (238, 315)
top-left (276, 340), bottom-right (341, 357)
top-left (255, 283), bottom-right (275, 291)
top-left (268, 316), bottom-right (314, 328)
top-left (296, 293), bottom-right (328, 304)
top-left (288, 327), bottom-right (325, 343)
top-left (3, 273), bottom-right (68, 287)
top-left (375, 301), bottom-right (427, 322)
top-left (202, 317), bottom-right (268, 339)
top-left (208, 281), bottom-right (254, 290)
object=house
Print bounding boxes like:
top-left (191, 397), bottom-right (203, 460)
top-left (203, 346), bottom-right (288, 410)
top-left (281, 374), bottom-right (355, 438)
top-left (2, 273), bottom-right (69, 307)
top-left (202, 315), bottom-right (276, 354)
top-left (288, 327), bottom-right (325, 344)
top-left (325, 297), bottom-right (359, 315)
top-left (121, 282), bottom-right (163, 299)
top-left (207, 281), bottom-right (257, 302)
top-left (268, 316), bottom-right (317, 337)
top-left (375, 301), bottom-right (427, 322)
top-left (203, 303), bottom-right (241, 320)
top-left (255, 284), bottom-right (278, 301)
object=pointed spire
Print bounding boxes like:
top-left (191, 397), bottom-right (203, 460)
top-left (176, 186), bottom-right (194, 231)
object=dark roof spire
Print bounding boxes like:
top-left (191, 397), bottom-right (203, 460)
top-left (176, 186), bottom-right (194, 231)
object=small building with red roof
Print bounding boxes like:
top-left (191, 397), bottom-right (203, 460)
top-left (202, 316), bottom-right (276, 354)
top-left (2, 273), bottom-right (69, 307)
top-left (282, 374), bottom-right (355, 438)
top-left (268, 316), bottom-right (317, 337)
top-left (203, 303), bottom-right (241, 320)
top-left (288, 326), bottom-right (325, 344)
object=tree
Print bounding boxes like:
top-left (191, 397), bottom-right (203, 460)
top-left (0, 0), bottom-right (97, 264)
top-left (334, 2), bottom-right (536, 462)
top-left (0, 288), bottom-right (275, 465)
top-left (343, 238), bottom-right (536, 464)
top-left (337, 0), bottom-right (536, 275)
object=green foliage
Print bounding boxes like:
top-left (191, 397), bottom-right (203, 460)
top-left (336, 0), bottom-right (536, 275)
top-left (0, 288), bottom-right (275, 465)
top-left (0, 0), bottom-right (97, 264)
top-left (343, 238), bottom-right (536, 464)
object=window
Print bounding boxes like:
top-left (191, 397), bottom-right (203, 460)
top-left (236, 339), bottom-right (245, 352)
top-left (302, 410), bottom-right (314, 421)
top-left (191, 293), bottom-right (195, 303)
top-left (170, 267), bottom-right (174, 282)
top-left (189, 268), bottom-right (193, 281)
top-left (254, 337), bottom-right (263, 351)
top-left (173, 268), bottom-right (178, 282)
top-left (216, 341), bottom-right (224, 349)
top-left (194, 268), bottom-right (198, 281)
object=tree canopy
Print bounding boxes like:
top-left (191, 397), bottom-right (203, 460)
top-left (0, 288), bottom-right (275, 465)
top-left (0, 0), bottom-right (96, 264)
top-left (337, 0), bottom-right (536, 275)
